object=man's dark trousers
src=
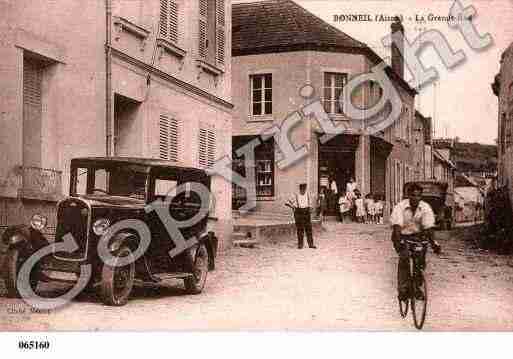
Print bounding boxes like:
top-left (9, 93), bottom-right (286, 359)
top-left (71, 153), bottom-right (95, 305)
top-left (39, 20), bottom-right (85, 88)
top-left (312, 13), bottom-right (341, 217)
top-left (295, 208), bottom-right (314, 248)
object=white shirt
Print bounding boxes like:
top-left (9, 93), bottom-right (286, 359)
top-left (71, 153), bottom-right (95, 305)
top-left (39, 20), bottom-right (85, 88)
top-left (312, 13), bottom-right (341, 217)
top-left (296, 193), bottom-right (310, 208)
top-left (390, 199), bottom-right (435, 235)
top-left (338, 195), bottom-right (351, 213)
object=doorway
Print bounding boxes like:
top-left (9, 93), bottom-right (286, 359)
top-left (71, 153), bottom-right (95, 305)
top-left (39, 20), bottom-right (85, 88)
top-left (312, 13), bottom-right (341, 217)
top-left (318, 134), bottom-right (358, 216)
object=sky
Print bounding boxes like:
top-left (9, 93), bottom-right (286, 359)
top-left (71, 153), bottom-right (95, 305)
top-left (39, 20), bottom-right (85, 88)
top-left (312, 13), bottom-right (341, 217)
top-left (233, 0), bottom-right (513, 144)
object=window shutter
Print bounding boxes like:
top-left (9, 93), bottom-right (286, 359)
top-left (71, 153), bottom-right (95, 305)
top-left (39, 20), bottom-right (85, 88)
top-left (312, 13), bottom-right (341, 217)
top-left (159, 115), bottom-right (179, 162)
top-left (169, 1), bottom-right (178, 43)
top-left (160, 0), bottom-right (178, 43)
top-left (198, 0), bottom-right (208, 58)
top-left (23, 59), bottom-right (43, 110)
top-left (159, 0), bottom-right (168, 38)
top-left (216, 0), bottom-right (226, 66)
top-left (199, 127), bottom-right (216, 168)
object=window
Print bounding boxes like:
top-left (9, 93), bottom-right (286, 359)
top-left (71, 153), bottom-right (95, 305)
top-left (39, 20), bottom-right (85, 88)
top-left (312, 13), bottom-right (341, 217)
top-left (159, 0), bottom-right (179, 43)
top-left (250, 74), bottom-right (272, 116)
top-left (323, 72), bottom-right (347, 115)
top-left (72, 167), bottom-right (146, 200)
top-left (198, 126), bottom-right (216, 168)
top-left (159, 114), bottom-right (179, 162)
top-left (155, 179), bottom-right (177, 197)
top-left (198, 0), bottom-right (226, 66)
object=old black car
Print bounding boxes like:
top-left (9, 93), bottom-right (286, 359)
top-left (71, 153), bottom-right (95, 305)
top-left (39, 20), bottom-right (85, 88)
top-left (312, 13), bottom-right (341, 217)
top-left (403, 181), bottom-right (454, 230)
top-left (2, 157), bottom-right (218, 306)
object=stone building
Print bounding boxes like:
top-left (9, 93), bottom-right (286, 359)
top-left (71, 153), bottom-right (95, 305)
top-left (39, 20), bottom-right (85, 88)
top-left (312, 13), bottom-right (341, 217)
top-left (492, 42), bottom-right (513, 204)
top-left (0, 0), bottom-right (234, 248)
top-left (231, 0), bottom-right (417, 218)
top-left (413, 110), bottom-right (432, 180)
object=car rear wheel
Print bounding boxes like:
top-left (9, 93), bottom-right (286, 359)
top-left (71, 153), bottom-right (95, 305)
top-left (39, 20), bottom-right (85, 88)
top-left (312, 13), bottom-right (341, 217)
top-left (100, 246), bottom-right (135, 306)
top-left (4, 248), bottom-right (40, 298)
top-left (184, 244), bottom-right (209, 294)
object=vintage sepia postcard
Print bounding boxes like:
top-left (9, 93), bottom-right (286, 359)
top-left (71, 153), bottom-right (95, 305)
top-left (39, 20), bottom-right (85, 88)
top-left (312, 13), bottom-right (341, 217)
top-left (1, 0), bottom-right (513, 352)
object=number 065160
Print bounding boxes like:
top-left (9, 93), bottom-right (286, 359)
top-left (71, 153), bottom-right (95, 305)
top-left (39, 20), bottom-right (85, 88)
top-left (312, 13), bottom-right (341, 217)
top-left (18, 340), bottom-right (50, 350)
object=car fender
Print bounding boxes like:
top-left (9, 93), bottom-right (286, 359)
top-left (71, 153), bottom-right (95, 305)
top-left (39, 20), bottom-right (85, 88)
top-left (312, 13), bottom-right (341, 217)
top-left (1, 225), bottom-right (45, 255)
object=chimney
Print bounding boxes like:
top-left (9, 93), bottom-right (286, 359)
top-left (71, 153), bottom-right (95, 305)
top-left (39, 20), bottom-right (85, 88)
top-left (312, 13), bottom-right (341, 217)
top-left (391, 17), bottom-right (404, 79)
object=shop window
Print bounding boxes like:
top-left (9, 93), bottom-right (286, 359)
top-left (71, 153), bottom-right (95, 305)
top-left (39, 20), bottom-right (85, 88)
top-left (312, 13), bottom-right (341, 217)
top-left (232, 138), bottom-right (275, 207)
top-left (255, 140), bottom-right (275, 197)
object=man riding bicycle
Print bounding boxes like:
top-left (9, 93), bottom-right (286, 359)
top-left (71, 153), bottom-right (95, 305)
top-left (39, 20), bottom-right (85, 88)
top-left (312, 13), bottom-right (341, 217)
top-left (390, 183), bottom-right (442, 301)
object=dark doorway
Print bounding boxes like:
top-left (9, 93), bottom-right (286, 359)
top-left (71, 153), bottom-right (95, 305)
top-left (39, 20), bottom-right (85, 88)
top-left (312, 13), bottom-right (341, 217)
top-left (318, 134), bottom-right (359, 216)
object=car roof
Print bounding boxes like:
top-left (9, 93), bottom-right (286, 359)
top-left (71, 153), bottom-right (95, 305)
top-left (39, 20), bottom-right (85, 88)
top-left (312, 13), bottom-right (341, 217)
top-left (70, 157), bottom-right (207, 175)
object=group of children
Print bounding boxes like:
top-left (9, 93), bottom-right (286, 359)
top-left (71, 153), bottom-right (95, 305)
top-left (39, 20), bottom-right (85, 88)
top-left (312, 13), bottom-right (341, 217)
top-left (338, 190), bottom-right (384, 224)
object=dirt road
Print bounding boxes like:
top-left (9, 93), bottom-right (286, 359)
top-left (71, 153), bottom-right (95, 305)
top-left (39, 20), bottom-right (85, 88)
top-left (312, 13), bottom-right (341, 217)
top-left (1, 223), bottom-right (513, 331)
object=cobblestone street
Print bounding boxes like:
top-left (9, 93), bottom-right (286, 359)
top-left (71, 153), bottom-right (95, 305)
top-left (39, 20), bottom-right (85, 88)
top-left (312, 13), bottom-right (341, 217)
top-left (2, 223), bottom-right (513, 331)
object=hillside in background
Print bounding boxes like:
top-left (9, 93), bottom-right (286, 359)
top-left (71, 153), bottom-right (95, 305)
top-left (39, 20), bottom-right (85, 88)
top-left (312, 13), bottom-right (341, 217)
top-left (453, 141), bottom-right (497, 173)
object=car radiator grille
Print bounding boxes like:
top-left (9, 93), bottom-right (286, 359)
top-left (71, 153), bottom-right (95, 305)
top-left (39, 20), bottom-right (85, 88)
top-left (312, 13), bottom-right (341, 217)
top-left (54, 200), bottom-right (89, 261)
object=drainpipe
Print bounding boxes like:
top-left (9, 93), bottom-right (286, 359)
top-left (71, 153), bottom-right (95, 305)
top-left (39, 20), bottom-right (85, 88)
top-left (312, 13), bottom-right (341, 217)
top-left (105, 0), bottom-right (113, 156)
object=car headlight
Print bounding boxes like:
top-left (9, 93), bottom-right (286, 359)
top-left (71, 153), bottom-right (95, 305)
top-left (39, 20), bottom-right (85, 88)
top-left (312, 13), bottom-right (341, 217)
top-left (92, 218), bottom-right (110, 236)
top-left (30, 214), bottom-right (48, 231)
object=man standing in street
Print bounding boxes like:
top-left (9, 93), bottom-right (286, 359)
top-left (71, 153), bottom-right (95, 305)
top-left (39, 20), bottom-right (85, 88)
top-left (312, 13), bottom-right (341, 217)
top-left (390, 183), bottom-right (441, 300)
top-left (290, 183), bottom-right (316, 249)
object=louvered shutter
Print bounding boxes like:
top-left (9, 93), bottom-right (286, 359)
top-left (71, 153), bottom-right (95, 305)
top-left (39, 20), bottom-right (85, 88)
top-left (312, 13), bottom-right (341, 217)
top-left (159, 115), bottom-right (179, 162)
top-left (159, 0), bottom-right (168, 38)
top-left (198, 0), bottom-right (208, 58)
top-left (198, 127), bottom-right (216, 168)
top-left (23, 58), bottom-right (43, 167)
top-left (169, 1), bottom-right (178, 43)
top-left (23, 59), bottom-right (43, 112)
top-left (216, 0), bottom-right (225, 66)
top-left (159, 0), bottom-right (178, 43)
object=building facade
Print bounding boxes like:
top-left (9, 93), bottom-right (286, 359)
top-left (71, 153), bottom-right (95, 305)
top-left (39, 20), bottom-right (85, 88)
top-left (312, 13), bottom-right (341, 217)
top-left (413, 110), bottom-right (432, 181)
top-left (492, 42), bottom-right (513, 205)
top-left (0, 0), bottom-right (233, 248)
top-left (432, 138), bottom-right (456, 193)
top-left (231, 0), bottom-right (416, 218)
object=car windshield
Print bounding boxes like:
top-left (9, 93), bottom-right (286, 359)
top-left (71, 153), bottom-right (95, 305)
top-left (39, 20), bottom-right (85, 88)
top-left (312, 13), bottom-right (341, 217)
top-left (75, 166), bottom-right (147, 200)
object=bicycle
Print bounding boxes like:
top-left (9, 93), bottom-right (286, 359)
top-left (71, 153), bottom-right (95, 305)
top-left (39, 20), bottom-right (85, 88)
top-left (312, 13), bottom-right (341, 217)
top-left (397, 238), bottom-right (431, 330)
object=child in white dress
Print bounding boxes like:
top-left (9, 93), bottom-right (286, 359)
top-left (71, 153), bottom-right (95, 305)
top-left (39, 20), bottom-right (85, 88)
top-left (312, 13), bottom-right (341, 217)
top-left (355, 193), bottom-right (366, 223)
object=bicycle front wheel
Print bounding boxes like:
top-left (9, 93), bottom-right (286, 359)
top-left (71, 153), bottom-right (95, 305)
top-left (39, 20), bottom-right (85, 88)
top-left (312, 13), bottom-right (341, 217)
top-left (411, 270), bottom-right (428, 330)
top-left (399, 297), bottom-right (409, 318)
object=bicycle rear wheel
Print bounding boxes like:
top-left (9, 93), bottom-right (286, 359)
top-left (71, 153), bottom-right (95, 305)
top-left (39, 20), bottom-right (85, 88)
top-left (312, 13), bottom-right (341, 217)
top-left (411, 270), bottom-right (428, 330)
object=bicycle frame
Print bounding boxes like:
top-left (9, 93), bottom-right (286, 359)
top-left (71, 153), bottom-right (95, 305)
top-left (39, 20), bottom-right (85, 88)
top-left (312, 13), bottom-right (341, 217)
top-left (400, 239), bottom-right (429, 330)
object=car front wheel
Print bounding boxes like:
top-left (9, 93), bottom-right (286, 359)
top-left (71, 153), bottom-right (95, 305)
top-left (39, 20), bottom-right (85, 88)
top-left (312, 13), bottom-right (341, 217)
top-left (184, 243), bottom-right (209, 294)
top-left (4, 248), bottom-right (40, 298)
top-left (99, 246), bottom-right (135, 306)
